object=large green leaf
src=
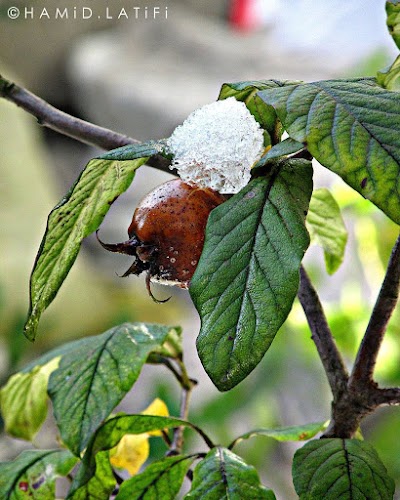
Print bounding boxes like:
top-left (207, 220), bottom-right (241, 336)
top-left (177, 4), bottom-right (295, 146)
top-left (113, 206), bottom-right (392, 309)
top-left (0, 357), bottom-right (59, 441)
top-left (184, 447), bottom-right (275, 499)
top-left (116, 455), bottom-right (196, 500)
top-left (191, 159), bottom-right (313, 391)
top-left (306, 188), bottom-right (348, 274)
top-left (386, 0), bottom-right (400, 49)
top-left (258, 80), bottom-right (400, 225)
top-left (292, 439), bottom-right (395, 499)
top-left (218, 80), bottom-right (301, 143)
top-left (68, 414), bottom-right (197, 498)
top-left (230, 421), bottom-right (328, 449)
top-left (0, 449), bottom-right (77, 498)
top-left (47, 322), bottom-right (177, 455)
top-left (24, 141), bottom-right (160, 341)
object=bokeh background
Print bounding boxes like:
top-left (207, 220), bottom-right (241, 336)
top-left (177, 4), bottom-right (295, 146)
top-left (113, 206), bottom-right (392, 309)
top-left (1, 0), bottom-right (399, 497)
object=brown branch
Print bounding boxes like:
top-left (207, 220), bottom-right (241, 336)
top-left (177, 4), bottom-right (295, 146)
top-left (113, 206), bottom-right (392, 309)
top-left (324, 385), bottom-right (400, 438)
top-left (350, 233), bottom-right (400, 387)
top-left (371, 387), bottom-right (400, 406)
top-left (0, 74), bottom-right (172, 173)
top-left (169, 360), bottom-right (197, 455)
top-left (323, 234), bottom-right (400, 438)
top-left (298, 265), bottom-right (349, 400)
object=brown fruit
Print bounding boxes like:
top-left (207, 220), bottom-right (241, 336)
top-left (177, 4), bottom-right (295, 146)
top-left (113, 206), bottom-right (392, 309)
top-left (97, 179), bottom-right (225, 301)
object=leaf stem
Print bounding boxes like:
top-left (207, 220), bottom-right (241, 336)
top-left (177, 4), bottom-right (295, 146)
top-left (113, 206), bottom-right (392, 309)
top-left (155, 355), bottom-right (186, 386)
top-left (297, 265), bottom-right (349, 400)
top-left (349, 232), bottom-right (400, 387)
top-left (187, 422), bottom-right (215, 450)
top-left (0, 74), bottom-right (171, 173)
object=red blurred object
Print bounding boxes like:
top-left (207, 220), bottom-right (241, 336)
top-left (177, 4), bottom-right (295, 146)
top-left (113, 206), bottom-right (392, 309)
top-left (229, 0), bottom-right (261, 32)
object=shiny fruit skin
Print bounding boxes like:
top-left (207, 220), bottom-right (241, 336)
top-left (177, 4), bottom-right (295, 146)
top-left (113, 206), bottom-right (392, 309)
top-left (129, 179), bottom-right (225, 288)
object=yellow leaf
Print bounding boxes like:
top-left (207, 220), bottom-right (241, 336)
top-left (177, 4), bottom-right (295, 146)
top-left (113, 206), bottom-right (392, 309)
top-left (109, 434), bottom-right (149, 476)
top-left (109, 398), bottom-right (169, 475)
top-left (142, 398), bottom-right (169, 436)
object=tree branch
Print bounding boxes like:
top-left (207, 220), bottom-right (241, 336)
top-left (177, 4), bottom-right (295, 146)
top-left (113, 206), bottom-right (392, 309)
top-left (0, 74), bottom-right (172, 173)
top-left (370, 387), bottom-right (400, 406)
top-left (350, 233), bottom-right (400, 387)
top-left (297, 265), bottom-right (349, 400)
top-left (322, 234), bottom-right (400, 438)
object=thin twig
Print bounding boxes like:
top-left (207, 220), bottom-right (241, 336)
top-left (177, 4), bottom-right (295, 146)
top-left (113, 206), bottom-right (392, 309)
top-left (297, 265), bottom-right (349, 400)
top-left (169, 360), bottom-right (197, 454)
top-left (0, 74), bottom-right (172, 173)
top-left (170, 386), bottom-right (193, 454)
top-left (350, 233), bottom-right (400, 387)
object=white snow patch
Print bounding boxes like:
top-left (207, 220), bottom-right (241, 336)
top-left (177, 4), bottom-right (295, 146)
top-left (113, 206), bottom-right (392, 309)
top-left (167, 97), bottom-right (264, 194)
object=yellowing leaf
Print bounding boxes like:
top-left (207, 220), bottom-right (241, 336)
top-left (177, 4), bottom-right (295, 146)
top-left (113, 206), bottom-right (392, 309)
top-left (109, 434), bottom-right (149, 476)
top-left (142, 398), bottom-right (169, 436)
top-left (109, 398), bottom-right (170, 475)
top-left (0, 357), bottom-right (60, 440)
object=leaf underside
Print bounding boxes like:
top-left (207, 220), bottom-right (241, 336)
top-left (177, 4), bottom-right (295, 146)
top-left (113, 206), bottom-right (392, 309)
top-left (232, 421), bottom-right (328, 448)
top-left (259, 79), bottom-right (400, 225)
top-left (292, 438), bottom-right (395, 499)
top-left (191, 159), bottom-right (313, 391)
top-left (307, 188), bottom-right (348, 274)
top-left (24, 142), bottom-right (158, 341)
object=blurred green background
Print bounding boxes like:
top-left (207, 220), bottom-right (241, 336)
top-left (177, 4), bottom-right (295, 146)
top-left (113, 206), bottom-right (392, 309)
top-left (0, 1), bottom-right (399, 498)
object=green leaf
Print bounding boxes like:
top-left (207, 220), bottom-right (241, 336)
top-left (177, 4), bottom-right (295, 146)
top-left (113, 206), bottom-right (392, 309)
top-left (386, 0), bottom-right (400, 49)
top-left (219, 80), bottom-right (295, 102)
top-left (292, 439), bottom-right (395, 499)
top-left (255, 138), bottom-right (304, 168)
top-left (47, 322), bottom-right (177, 455)
top-left (185, 447), bottom-right (275, 499)
top-left (0, 449), bottom-right (77, 498)
top-left (377, 54), bottom-right (400, 91)
top-left (191, 159), bottom-right (313, 391)
top-left (258, 79), bottom-right (400, 225)
top-left (116, 455), bottom-right (196, 500)
top-left (0, 357), bottom-right (59, 440)
top-left (218, 80), bottom-right (301, 143)
top-left (68, 452), bottom-right (116, 500)
top-left (230, 421), bottom-right (329, 449)
top-left (306, 188), bottom-right (348, 274)
top-left (68, 414), bottom-right (196, 498)
top-left (24, 141), bottom-right (160, 341)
